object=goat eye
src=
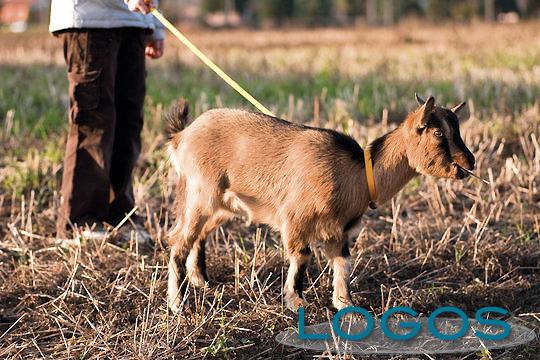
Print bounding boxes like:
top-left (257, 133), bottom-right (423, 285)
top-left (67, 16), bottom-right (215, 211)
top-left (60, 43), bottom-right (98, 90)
top-left (434, 130), bottom-right (443, 137)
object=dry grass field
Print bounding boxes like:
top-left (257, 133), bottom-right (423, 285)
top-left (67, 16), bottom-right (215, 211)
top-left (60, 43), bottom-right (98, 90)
top-left (0, 21), bottom-right (539, 359)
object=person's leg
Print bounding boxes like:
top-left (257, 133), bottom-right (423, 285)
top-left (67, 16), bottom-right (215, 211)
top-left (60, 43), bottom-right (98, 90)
top-left (107, 28), bottom-right (147, 224)
top-left (56, 30), bottom-right (120, 236)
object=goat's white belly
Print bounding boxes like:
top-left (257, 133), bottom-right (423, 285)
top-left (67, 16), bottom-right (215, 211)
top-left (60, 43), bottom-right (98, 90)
top-left (222, 190), bottom-right (279, 228)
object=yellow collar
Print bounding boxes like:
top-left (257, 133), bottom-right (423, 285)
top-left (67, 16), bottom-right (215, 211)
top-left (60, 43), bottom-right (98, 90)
top-left (364, 147), bottom-right (377, 209)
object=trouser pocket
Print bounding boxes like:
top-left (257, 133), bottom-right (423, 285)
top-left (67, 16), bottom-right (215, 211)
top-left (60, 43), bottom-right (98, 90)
top-left (62, 30), bottom-right (115, 128)
top-left (68, 69), bottom-right (101, 112)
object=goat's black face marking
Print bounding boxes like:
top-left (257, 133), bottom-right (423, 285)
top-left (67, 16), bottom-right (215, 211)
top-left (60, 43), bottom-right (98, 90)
top-left (412, 105), bottom-right (475, 178)
top-left (432, 108), bottom-right (474, 160)
top-left (438, 134), bottom-right (454, 164)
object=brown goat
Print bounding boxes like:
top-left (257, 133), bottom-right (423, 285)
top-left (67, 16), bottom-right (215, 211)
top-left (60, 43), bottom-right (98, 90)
top-left (165, 95), bottom-right (475, 312)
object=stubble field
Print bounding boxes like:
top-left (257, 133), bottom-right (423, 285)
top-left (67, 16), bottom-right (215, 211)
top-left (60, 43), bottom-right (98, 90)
top-left (0, 21), bottom-right (539, 359)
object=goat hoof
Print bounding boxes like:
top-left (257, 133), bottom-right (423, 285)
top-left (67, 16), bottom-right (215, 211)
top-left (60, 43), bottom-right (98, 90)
top-left (285, 294), bottom-right (309, 312)
top-left (188, 274), bottom-right (208, 289)
top-left (333, 296), bottom-right (354, 311)
top-left (168, 289), bottom-right (189, 314)
top-left (168, 301), bottom-right (183, 314)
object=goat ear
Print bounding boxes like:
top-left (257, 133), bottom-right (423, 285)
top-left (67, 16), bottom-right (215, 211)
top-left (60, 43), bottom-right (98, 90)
top-left (415, 93), bottom-right (426, 106)
top-left (415, 95), bottom-right (435, 129)
top-left (451, 101), bottom-right (467, 117)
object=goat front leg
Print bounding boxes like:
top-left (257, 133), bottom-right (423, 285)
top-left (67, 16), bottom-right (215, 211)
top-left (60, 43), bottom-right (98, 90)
top-left (325, 241), bottom-right (353, 310)
top-left (284, 245), bottom-right (311, 312)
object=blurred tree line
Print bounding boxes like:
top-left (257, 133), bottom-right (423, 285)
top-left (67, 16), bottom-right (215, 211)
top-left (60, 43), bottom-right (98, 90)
top-left (195, 0), bottom-right (540, 26)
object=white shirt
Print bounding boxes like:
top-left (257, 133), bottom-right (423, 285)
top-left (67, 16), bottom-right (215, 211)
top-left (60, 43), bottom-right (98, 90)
top-left (49, 0), bottom-right (164, 39)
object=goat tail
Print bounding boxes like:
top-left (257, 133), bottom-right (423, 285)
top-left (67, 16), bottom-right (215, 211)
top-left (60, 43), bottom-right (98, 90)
top-left (165, 98), bottom-right (190, 138)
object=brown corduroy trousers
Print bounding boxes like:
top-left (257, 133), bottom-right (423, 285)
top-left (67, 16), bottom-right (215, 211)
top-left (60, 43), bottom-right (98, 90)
top-left (56, 28), bottom-right (147, 235)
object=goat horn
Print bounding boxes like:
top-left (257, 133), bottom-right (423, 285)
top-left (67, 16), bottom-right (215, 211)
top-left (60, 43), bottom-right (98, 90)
top-left (415, 93), bottom-right (425, 106)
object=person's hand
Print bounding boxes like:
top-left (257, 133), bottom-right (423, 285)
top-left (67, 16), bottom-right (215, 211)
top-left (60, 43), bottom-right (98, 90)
top-left (146, 39), bottom-right (164, 59)
top-left (127, 0), bottom-right (155, 14)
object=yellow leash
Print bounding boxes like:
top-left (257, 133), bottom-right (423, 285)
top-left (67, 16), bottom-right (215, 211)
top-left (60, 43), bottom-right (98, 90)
top-left (364, 148), bottom-right (378, 209)
top-left (152, 9), bottom-right (379, 209)
top-left (151, 9), bottom-right (275, 117)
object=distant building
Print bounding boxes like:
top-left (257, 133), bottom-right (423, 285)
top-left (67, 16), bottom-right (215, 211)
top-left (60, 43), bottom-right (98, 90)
top-left (0, 0), bottom-right (48, 32)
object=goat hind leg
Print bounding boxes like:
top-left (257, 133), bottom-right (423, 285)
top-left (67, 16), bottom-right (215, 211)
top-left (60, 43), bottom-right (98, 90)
top-left (168, 242), bottom-right (187, 313)
top-left (185, 213), bottom-right (229, 288)
top-left (185, 238), bottom-right (208, 288)
top-left (167, 209), bottom-right (209, 312)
